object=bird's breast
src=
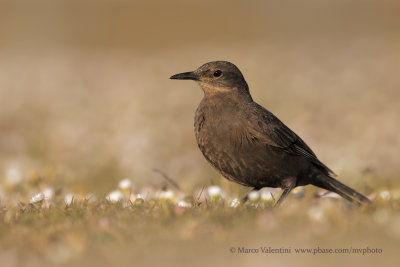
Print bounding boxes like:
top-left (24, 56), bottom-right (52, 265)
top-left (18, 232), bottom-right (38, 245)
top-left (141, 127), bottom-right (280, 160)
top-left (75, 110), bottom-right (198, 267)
top-left (193, 99), bottom-right (304, 188)
top-left (194, 102), bottom-right (258, 179)
top-left (194, 102), bottom-right (246, 151)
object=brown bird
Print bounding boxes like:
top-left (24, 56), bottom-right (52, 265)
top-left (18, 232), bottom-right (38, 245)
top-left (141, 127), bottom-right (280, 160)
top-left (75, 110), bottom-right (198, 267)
top-left (170, 61), bottom-right (370, 206)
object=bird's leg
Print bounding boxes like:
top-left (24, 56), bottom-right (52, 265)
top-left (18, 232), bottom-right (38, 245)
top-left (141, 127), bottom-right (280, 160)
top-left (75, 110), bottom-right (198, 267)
top-left (242, 187), bottom-right (262, 203)
top-left (274, 184), bottom-right (295, 207)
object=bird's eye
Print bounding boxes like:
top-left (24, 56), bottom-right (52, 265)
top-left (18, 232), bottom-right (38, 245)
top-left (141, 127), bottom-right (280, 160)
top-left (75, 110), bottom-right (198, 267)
top-left (213, 70), bottom-right (222, 77)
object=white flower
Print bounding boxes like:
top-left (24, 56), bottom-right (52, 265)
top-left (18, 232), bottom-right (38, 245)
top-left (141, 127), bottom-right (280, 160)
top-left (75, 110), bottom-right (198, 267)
top-left (378, 190), bottom-right (391, 201)
top-left (133, 194), bottom-right (145, 205)
top-left (207, 185), bottom-right (224, 200)
top-left (135, 193), bottom-right (145, 201)
top-left (319, 191), bottom-right (341, 199)
top-left (260, 188), bottom-right (276, 203)
top-left (177, 200), bottom-right (192, 208)
top-left (230, 198), bottom-right (240, 208)
top-left (248, 190), bottom-right (260, 202)
top-left (64, 193), bottom-right (76, 205)
top-left (30, 193), bottom-right (44, 205)
top-left (106, 190), bottom-right (123, 203)
top-left (156, 190), bottom-right (176, 202)
top-left (118, 178), bottom-right (132, 192)
top-left (43, 187), bottom-right (54, 200)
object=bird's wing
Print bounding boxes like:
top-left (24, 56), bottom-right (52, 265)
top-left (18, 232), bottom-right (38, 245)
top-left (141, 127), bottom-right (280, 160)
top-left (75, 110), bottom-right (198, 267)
top-left (246, 103), bottom-right (336, 176)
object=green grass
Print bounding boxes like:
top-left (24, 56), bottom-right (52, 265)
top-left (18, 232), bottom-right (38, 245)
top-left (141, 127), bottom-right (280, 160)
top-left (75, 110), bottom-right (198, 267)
top-left (1, 181), bottom-right (399, 267)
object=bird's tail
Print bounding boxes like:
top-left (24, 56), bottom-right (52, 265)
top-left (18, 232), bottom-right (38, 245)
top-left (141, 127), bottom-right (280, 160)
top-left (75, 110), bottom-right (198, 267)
top-left (313, 174), bottom-right (370, 205)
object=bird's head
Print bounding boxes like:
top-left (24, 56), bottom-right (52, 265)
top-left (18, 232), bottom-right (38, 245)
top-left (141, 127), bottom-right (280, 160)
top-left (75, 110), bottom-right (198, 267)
top-left (170, 61), bottom-right (251, 98)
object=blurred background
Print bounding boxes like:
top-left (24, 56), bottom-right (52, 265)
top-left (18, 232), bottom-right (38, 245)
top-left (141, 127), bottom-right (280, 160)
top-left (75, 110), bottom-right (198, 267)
top-left (0, 0), bottom-right (399, 265)
top-left (1, 0), bottom-right (399, 194)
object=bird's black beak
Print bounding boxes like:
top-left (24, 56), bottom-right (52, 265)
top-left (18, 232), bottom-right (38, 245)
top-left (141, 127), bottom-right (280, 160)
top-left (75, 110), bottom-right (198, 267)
top-left (170, 71), bottom-right (199, 81)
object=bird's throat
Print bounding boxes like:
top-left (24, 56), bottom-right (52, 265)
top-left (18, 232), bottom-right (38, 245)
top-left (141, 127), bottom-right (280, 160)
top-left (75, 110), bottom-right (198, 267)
top-left (199, 82), bottom-right (232, 97)
top-left (199, 83), bottom-right (253, 103)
